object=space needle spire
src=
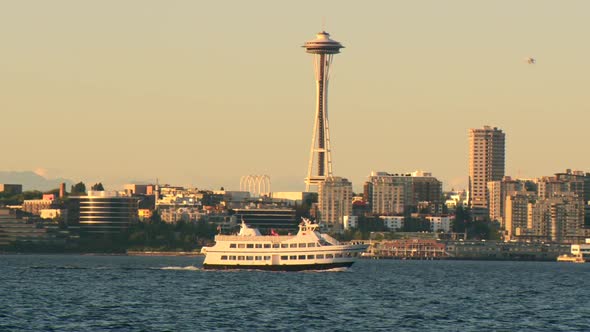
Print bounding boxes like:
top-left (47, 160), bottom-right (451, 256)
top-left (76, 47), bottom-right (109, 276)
top-left (303, 31), bottom-right (344, 191)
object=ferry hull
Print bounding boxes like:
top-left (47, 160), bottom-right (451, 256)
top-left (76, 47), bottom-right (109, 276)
top-left (203, 261), bottom-right (354, 271)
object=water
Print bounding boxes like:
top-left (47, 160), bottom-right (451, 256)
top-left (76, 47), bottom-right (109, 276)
top-left (1, 255), bottom-right (589, 331)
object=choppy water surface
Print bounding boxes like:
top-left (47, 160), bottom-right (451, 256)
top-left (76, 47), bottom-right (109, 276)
top-left (1, 255), bottom-right (589, 331)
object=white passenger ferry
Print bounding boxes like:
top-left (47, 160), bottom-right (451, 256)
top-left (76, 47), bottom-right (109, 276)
top-left (201, 219), bottom-right (368, 271)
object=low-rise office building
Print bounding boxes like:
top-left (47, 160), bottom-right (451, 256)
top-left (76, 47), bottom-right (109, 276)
top-left (68, 191), bottom-right (138, 235)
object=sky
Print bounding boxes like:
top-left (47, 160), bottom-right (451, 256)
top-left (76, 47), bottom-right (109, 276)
top-left (2, 1), bottom-right (590, 192)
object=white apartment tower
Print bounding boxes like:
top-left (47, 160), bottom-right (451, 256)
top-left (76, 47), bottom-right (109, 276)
top-left (318, 176), bottom-right (352, 231)
top-left (469, 126), bottom-right (505, 216)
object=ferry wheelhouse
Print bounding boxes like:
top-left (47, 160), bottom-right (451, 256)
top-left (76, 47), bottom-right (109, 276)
top-left (201, 219), bottom-right (368, 271)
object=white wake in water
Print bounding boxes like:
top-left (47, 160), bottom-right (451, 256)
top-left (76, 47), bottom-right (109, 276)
top-left (159, 266), bottom-right (201, 271)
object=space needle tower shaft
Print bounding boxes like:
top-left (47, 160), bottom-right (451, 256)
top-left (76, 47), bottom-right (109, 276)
top-left (303, 31), bottom-right (344, 191)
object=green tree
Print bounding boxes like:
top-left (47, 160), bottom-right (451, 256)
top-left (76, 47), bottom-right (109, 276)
top-left (91, 182), bottom-right (104, 191)
top-left (70, 182), bottom-right (86, 196)
top-left (452, 205), bottom-right (470, 233)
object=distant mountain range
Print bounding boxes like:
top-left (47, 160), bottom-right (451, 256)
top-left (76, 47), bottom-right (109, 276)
top-left (0, 171), bottom-right (73, 192)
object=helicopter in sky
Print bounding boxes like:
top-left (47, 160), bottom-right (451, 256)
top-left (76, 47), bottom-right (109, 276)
top-left (525, 57), bottom-right (536, 64)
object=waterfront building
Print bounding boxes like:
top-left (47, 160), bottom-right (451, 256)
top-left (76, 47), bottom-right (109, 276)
top-left (318, 176), bottom-right (352, 231)
top-left (303, 31), bottom-right (344, 191)
top-left (68, 191), bottom-right (138, 235)
top-left (444, 240), bottom-right (569, 261)
top-left (468, 126), bottom-right (505, 217)
top-left (370, 239), bottom-right (447, 260)
top-left (0, 184), bottom-right (22, 194)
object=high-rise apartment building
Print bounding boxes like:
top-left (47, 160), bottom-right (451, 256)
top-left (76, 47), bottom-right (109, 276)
top-left (318, 176), bottom-right (352, 231)
top-left (364, 171), bottom-right (442, 215)
top-left (468, 126), bottom-right (505, 217)
top-left (504, 191), bottom-right (585, 243)
top-left (487, 176), bottom-right (534, 225)
top-left (504, 191), bottom-right (536, 241)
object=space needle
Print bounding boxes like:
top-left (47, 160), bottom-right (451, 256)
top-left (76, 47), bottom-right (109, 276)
top-left (303, 31), bottom-right (344, 191)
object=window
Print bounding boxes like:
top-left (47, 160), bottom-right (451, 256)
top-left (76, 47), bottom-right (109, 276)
top-left (229, 256), bottom-right (236, 260)
top-left (290, 255), bottom-right (297, 260)
top-left (238, 244), bottom-right (245, 249)
top-left (246, 256), bottom-right (253, 260)
top-left (281, 244), bottom-right (288, 248)
top-left (316, 254), bottom-right (324, 259)
top-left (264, 244), bottom-right (271, 249)
top-left (264, 256), bottom-right (271, 260)
top-left (326, 254), bottom-right (334, 258)
top-left (298, 243), bottom-right (306, 248)
top-left (255, 244), bottom-right (262, 248)
top-left (255, 256), bottom-right (262, 261)
top-left (229, 244), bottom-right (236, 248)
top-left (298, 255), bottom-right (306, 260)
top-left (238, 256), bottom-right (245, 260)
top-left (272, 244), bottom-right (280, 248)
top-left (246, 244), bottom-right (254, 249)
top-left (221, 255), bottom-right (228, 260)
top-left (307, 243), bottom-right (316, 247)
top-left (281, 256), bottom-right (289, 260)
top-left (307, 255), bottom-right (314, 259)
top-left (290, 243), bottom-right (297, 248)
top-left (335, 253), bottom-right (343, 258)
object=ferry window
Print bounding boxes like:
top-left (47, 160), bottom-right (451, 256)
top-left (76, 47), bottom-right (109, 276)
top-left (263, 256), bottom-right (271, 260)
top-left (255, 256), bottom-right (262, 261)
top-left (290, 243), bottom-right (297, 248)
top-left (247, 244), bottom-right (254, 249)
top-left (335, 253), bottom-right (343, 258)
top-left (221, 255), bottom-right (228, 260)
top-left (238, 244), bottom-right (245, 249)
top-left (238, 256), bottom-right (245, 260)
top-left (307, 243), bottom-right (316, 247)
top-left (272, 244), bottom-right (280, 248)
top-left (298, 243), bottom-right (306, 248)
top-left (307, 255), bottom-right (314, 259)
top-left (290, 255), bottom-right (297, 260)
top-left (298, 255), bottom-right (306, 260)
top-left (326, 254), bottom-right (334, 258)
top-left (246, 256), bottom-right (254, 260)
top-left (255, 244), bottom-right (262, 248)
top-left (230, 244), bottom-right (236, 248)
top-left (229, 256), bottom-right (237, 260)
top-left (264, 244), bottom-right (271, 249)
top-left (345, 253), bottom-right (352, 257)
top-left (281, 256), bottom-right (289, 260)
top-left (316, 254), bottom-right (324, 259)
top-left (281, 244), bottom-right (288, 248)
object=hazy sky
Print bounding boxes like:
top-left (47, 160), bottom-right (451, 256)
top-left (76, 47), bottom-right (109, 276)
top-left (2, 1), bottom-right (590, 192)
